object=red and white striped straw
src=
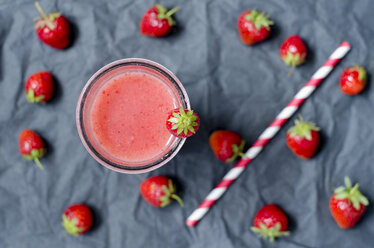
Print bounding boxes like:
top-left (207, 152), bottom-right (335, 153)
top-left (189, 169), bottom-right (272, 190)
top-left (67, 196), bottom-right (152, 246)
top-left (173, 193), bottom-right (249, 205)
top-left (186, 41), bottom-right (351, 227)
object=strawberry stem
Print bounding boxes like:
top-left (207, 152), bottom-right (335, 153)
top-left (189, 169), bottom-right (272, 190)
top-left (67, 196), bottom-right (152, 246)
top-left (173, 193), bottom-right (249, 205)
top-left (35, 1), bottom-right (48, 19)
top-left (170, 194), bottom-right (184, 207)
top-left (166, 7), bottom-right (180, 17)
top-left (34, 1), bottom-right (55, 29)
top-left (288, 65), bottom-right (295, 77)
top-left (34, 157), bottom-right (44, 170)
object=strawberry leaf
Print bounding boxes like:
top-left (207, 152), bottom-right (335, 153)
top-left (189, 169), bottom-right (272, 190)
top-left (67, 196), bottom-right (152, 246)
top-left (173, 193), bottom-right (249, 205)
top-left (171, 123), bottom-right (180, 130)
top-left (156, 4), bottom-right (167, 13)
top-left (168, 117), bottom-right (179, 123)
top-left (187, 126), bottom-right (195, 133)
top-left (334, 186), bottom-right (346, 194)
top-left (159, 195), bottom-right (169, 202)
top-left (359, 195), bottom-right (369, 206)
top-left (345, 177), bottom-right (352, 188)
top-left (177, 126), bottom-right (183, 135)
top-left (334, 192), bottom-right (349, 199)
top-left (353, 200), bottom-right (360, 210)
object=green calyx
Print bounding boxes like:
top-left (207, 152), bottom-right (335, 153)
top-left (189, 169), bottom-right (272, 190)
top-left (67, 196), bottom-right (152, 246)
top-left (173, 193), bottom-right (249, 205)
top-left (244, 10), bottom-right (273, 30)
top-left (34, 1), bottom-right (60, 30)
top-left (226, 140), bottom-right (245, 163)
top-left (26, 89), bottom-right (45, 103)
top-left (168, 107), bottom-right (198, 136)
top-left (282, 51), bottom-right (306, 67)
top-left (160, 179), bottom-right (184, 207)
top-left (251, 222), bottom-right (290, 243)
top-left (352, 65), bottom-right (367, 82)
top-left (34, 12), bottom-right (61, 26)
top-left (288, 115), bottom-right (320, 141)
top-left (334, 176), bottom-right (369, 211)
top-left (22, 148), bottom-right (45, 170)
top-left (156, 4), bottom-right (179, 26)
top-left (48, 12), bottom-right (61, 21)
top-left (62, 214), bottom-right (84, 236)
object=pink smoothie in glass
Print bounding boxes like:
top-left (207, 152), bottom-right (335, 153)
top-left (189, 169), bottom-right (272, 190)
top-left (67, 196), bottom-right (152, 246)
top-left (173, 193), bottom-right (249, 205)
top-left (90, 71), bottom-right (178, 163)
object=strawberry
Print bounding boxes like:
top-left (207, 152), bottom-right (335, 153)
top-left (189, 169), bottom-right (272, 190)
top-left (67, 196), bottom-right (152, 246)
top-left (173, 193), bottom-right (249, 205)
top-left (251, 204), bottom-right (290, 242)
top-left (62, 204), bottom-right (93, 236)
top-left (329, 177), bottom-right (369, 229)
top-left (140, 175), bottom-right (183, 208)
top-left (19, 129), bottom-right (46, 170)
top-left (286, 116), bottom-right (320, 159)
top-left (339, 65), bottom-right (367, 95)
top-left (34, 1), bottom-right (70, 49)
top-left (237, 9), bottom-right (273, 45)
top-left (209, 130), bottom-right (245, 163)
top-left (25, 71), bottom-right (54, 103)
top-left (140, 4), bottom-right (179, 37)
top-left (280, 35), bottom-right (307, 75)
top-left (166, 107), bottom-right (200, 138)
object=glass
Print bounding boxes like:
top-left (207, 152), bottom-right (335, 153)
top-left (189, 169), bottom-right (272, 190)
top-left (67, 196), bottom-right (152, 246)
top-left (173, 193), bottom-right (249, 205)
top-left (76, 58), bottom-right (190, 174)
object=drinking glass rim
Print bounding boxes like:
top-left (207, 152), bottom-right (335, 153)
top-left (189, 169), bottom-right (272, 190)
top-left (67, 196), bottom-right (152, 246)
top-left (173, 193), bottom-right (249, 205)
top-left (76, 58), bottom-right (190, 174)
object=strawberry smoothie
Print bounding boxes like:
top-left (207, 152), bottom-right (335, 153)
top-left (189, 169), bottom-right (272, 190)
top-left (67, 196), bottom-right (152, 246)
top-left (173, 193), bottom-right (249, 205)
top-left (77, 59), bottom-right (190, 173)
top-left (90, 71), bottom-right (177, 162)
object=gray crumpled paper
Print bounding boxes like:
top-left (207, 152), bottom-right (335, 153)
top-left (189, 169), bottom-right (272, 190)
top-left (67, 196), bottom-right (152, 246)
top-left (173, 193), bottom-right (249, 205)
top-left (1, 0), bottom-right (374, 247)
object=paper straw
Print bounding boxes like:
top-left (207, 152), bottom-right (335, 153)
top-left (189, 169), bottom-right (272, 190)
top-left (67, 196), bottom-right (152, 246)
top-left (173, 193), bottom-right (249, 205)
top-left (186, 41), bottom-right (351, 227)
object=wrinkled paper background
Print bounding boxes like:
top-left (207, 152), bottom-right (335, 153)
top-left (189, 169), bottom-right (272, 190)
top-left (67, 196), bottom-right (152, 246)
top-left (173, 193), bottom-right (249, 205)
top-left (1, 0), bottom-right (374, 247)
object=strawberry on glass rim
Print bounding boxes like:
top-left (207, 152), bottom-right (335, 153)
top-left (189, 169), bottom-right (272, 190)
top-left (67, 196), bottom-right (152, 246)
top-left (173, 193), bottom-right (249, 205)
top-left (25, 71), bottom-right (54, 103)
top-left (339, 65), bottom-right (367, 95)
top-left (237, 9), bottom-right (274, 45)
top-left (280, 35), bottom-right (307, 75)
top-left (140, 4), bottom-right (179, 37)
top-left (34, 1), bottom-right (70, 49)
top-left (166, 108), bottom-right (200, 138)
top-left (329, 177), bottom-right (369, 229)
